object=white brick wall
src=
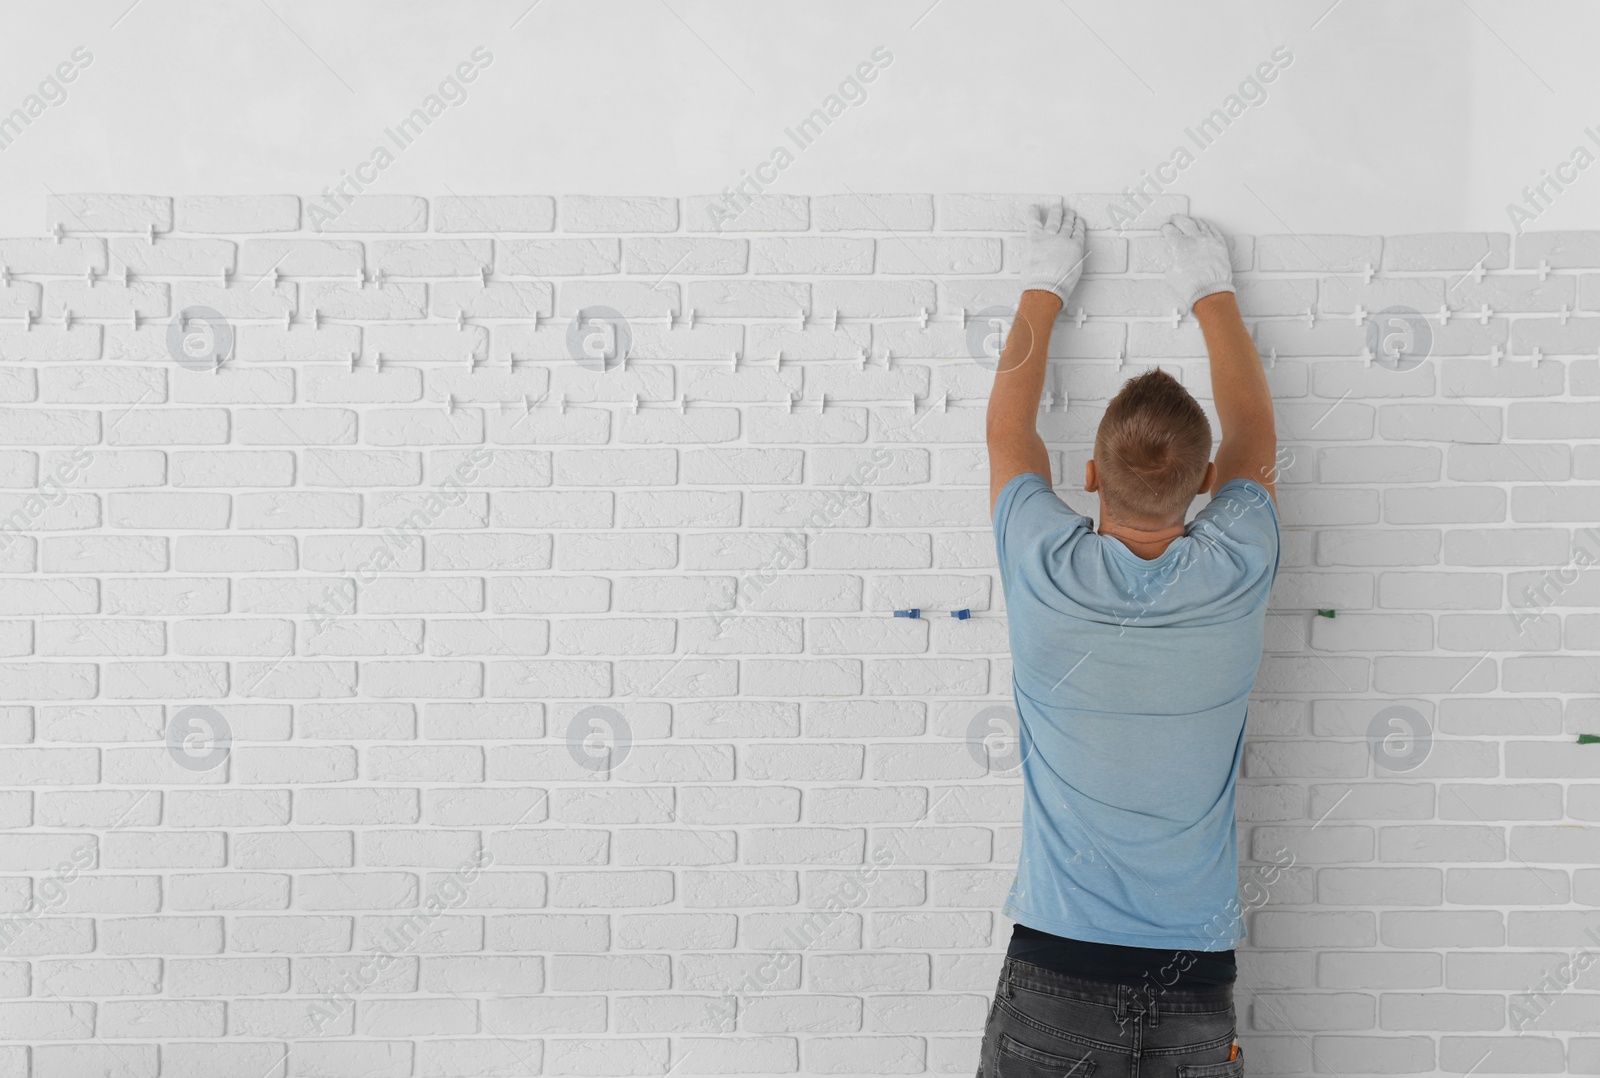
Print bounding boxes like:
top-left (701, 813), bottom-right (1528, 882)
top-left (1, 192), bottom-right (1597, 1076)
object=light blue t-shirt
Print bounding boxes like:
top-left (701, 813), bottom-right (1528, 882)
top-left (992, 471), bottom-right (1281, 951)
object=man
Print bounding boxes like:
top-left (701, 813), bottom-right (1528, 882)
top-left (976, 205), bottom-right (1281, 1077)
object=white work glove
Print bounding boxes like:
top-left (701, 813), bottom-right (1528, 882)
top-left (1020, 202), bottom-right (1087, 304)
top-left (1161, 214), bottom-right (1235, 312)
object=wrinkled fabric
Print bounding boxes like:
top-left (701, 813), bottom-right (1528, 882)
top-left (993, 471), bottom-right (1280, 950)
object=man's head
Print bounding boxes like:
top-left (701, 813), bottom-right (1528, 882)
top-left (1087, 368), bottom-right (1214, 524)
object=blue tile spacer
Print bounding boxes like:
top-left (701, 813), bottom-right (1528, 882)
top-left (893, 608), bottom-right (921, 619)
top-left (950, 608), bottom-right (971, 619)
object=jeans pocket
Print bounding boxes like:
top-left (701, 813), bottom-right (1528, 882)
top-left (1176, 1054), bottom-right (1244, 1078)
top-left (997, 1032), bottom-right (1098, 1078)
top-left (1001, 983), bottom-right (1128, 1049)
top-left (1146, 1003), bottom-right (1236, 1058)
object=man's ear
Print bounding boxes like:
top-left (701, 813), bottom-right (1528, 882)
top-left (1198, 460), bottom-right (1217, 494)
top-left (1084, 459), bottom-right (1099, 493)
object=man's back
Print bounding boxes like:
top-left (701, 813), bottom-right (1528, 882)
top-left (993, 471), bottom-right (1282, 951)
top-left (977, 206), bottom-right (1278, 1076)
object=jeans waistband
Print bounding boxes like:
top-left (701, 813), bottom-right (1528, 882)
top-left (1004, 955), bottom-right (1236, 1016)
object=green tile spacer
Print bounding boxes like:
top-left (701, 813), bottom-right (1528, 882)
top-left (1579, 734), bottom-right (1600, 745)
top-left (1316, 609), bottom-right (1336, 618)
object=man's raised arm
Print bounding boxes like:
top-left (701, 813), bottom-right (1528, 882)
top-left (1162, 215), bottom-right (1278, 505)
top-left (987, 203), bottom-right (1088, 515)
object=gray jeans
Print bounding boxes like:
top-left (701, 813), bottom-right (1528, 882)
top-left (976, 956), bottom-right (1243, 1078)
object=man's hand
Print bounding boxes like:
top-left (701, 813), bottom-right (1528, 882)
top-left (1020, 202), bottom-right (1087, 304)
top-left (1161, 213), bottom-right (1235, 313)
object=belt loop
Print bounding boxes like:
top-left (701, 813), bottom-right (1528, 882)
top-left (1114, 983), bottom-right (1128, 1022)
top-left (1148, 987), bottom-right (1160, 1027)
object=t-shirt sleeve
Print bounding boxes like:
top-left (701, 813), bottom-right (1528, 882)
top-left (992, 471), bottom-right (1093, 584)
top-left (1191, 477), bottom-right (1282, 590)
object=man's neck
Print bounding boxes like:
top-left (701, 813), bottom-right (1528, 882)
top-left (1097, 513), bottom-right (1187, 560)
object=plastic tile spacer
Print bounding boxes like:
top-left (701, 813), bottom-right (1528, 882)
top-left (893, 609), bottom-right (921, 619)
top-left (950, 608), bottom-right (971, 620)
top-left (1316, 609), bottom-right (1336, 618)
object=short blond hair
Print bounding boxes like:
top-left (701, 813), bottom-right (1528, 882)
top-left (1093, 368), bottom-right (1213, 519)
